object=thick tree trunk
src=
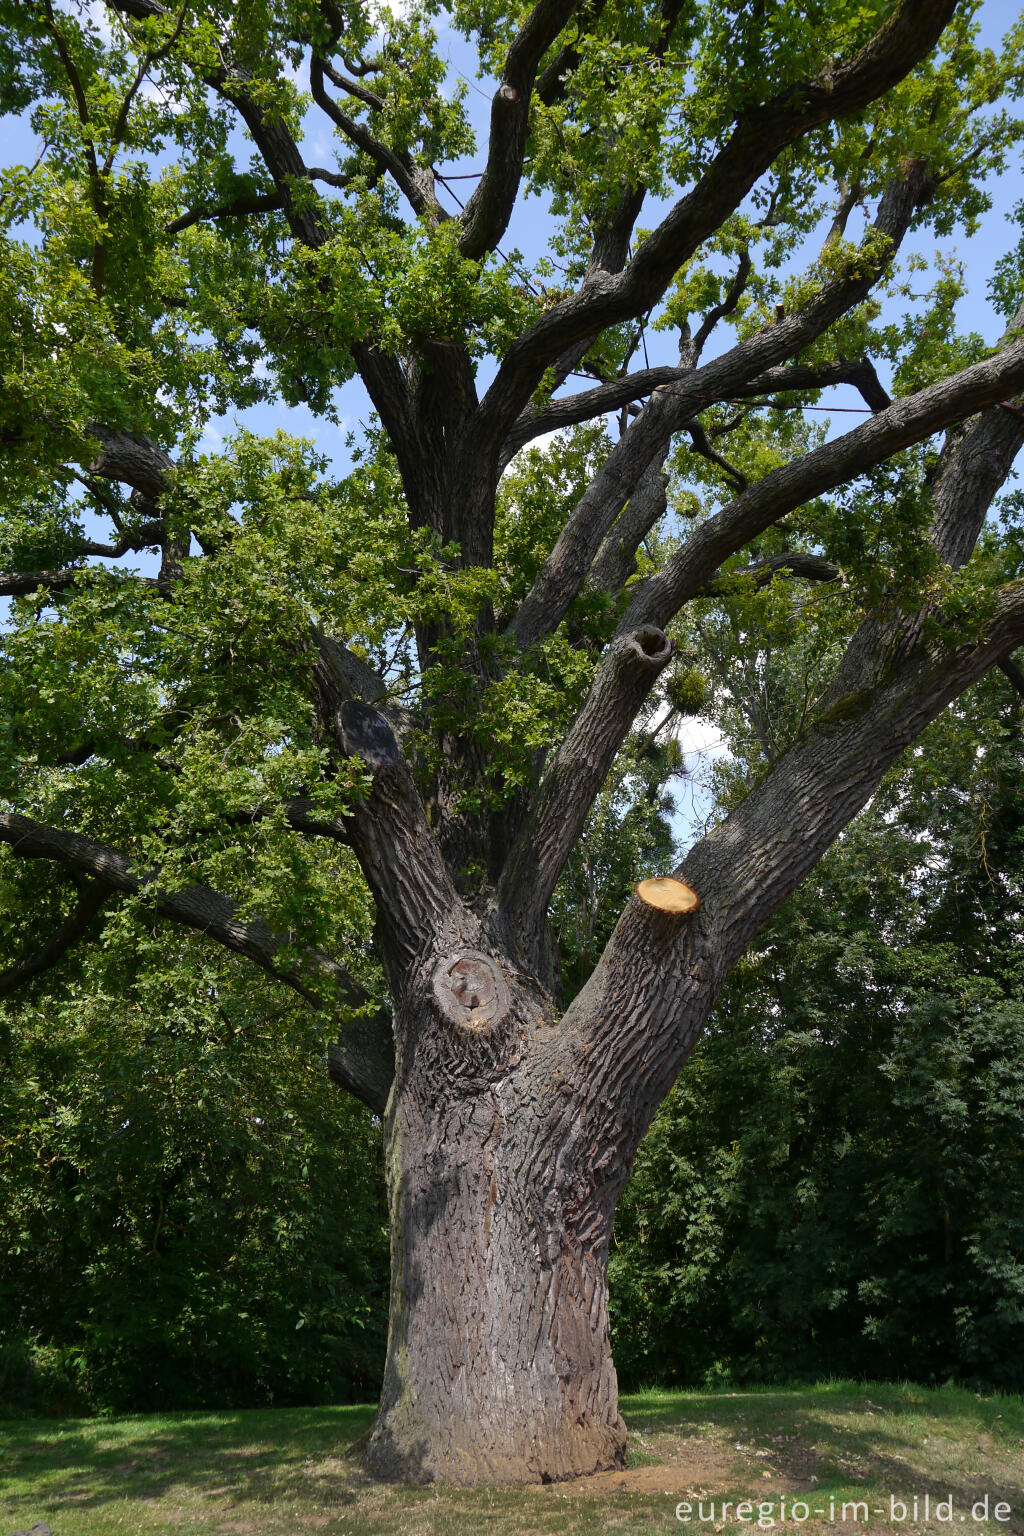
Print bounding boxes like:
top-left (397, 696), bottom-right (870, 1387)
top-left (363, 963), bottom-right (628, 1485)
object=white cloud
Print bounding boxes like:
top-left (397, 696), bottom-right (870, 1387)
top-left (671, 714), bottom-right (731, 850)
top-left (81, 0), bottom-right (113, 44)
top-left (141, 78), bottom-right (186, 115)
top-left (677, 714), bottom-right (730, 762)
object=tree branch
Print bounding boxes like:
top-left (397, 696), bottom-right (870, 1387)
top-left (506, 160), bottom-right (930, 653)
top-left (101, 0), bottom-right (191, 177)
top-left (0, 879), bottom-right (112, 1001)
top-left (589, 461), bottom-right (669, 595)
top-left (534, 0), bottom-right (609, 104)
top-left (547, 0), bottom-right (685, 297)
top-left (312, 626), bottom-right (414, 745)
top-left (88, 427), bottom-right (176, 499)
top-left (312, 640), bottom-right (463, 974)
top-left (820, 144), bottom-right (874, 254)
top-left (41, 0), bottom-right (107, 291)
top-left (626, 329), bottom-right (1024, 637)
top-left (496, 330), bottom-right (1024, 963)
top-left (501, 365), bottom-right (685, 463)
top-left (165, 189), bottom-right (286, 234)
top-left (327, 1006), bottom-right (394, 1114)
top-left (1, 515), bottom-right (168, 596)
top-left (317, 52), bottom-right (385, 112)
top-left (494, 624), bottom-right (673, 952)
top-left (685, 420), bottom-right (747, 492)
top-left (691, 248), bottom-right (753, 357)
top-left (75, 522), bottom-right (165, 557)
top-left (999, 650), bottom-right (1024, 699)
top-left (503, 354), bottom-right (892, 462)
top-left (523, 0), bottom-right (687, 393)
top-left (563, 413), bottom-right (1024, 1134)
top-left (0, 813), bottom-right (322, 999)
top-left (696, 551), bottom-right (841, 598)
top-left (471, 0), bottom-right (956, 463)
top-left (0, 567), bottom-right (161, 598)
top-left (0, 810), bottom-right (392, 1111)
top-left (309, 55), bottom-right (444, 221)
top-left (105, 0), bottom-right (416, 453)
top-left (729, 357), bottom-right (893, 413)
top-left (929, 326), bottom-right (1024, 570)
top-left (567, 574), bottom-right (1024, 1134)
top-left (459, 0), bottom-right (583, 261)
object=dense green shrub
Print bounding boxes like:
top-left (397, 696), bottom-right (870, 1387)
top-left (610, 683), bottom-right (1024, 1392)
top-left (610, 991), bottom-right (1024, 1391)
top-left (0, 938), bottom-right (388, 1416)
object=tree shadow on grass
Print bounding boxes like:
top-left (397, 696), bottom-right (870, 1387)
top-left (623, 1384), bottom-right (1024, 1439)
top-left (4, 1388), bottom-right (1023, 1532)
top-left (0, 1402), bottom-right (377, 1522)
top-left (622, 1385), bottom-right (1024, 1528)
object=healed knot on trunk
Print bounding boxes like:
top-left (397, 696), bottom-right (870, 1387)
top-left (433, 949), bottom-right (510, 1035)
top-left (339, 699), bottom-right (400, 768)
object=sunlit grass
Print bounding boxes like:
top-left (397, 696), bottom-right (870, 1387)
top-left (0, 1382), bottom-right (1021, 1536)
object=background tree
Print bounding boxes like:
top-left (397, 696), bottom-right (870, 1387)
top-left (610, 604), bottom-right (1024, 1393)
top-left (3, 0), bottom-right (1024, 1485)
top-left (0, 927), bottom-right (389, 1416)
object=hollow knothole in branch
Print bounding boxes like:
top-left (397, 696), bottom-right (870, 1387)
top-left (628, 625), bottom-right (673, 667)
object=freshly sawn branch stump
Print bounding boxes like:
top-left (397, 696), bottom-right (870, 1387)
top-left (635, 876), bottom-right (700, 914)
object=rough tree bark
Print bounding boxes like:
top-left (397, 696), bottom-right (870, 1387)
top-left (368, 967), bottom-right (628, 1483)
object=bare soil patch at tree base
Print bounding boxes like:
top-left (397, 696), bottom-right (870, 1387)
top-left (557, 1432), bottom-right (745, 1496)
top-left (557, 1389), bottom-right (1024, 1536)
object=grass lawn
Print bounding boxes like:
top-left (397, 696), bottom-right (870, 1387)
top-left (1, 1381), bottom-right (1022, 1536)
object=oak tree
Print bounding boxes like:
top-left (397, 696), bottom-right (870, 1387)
top-left (3, 0), bottom-right (1024, 1484)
